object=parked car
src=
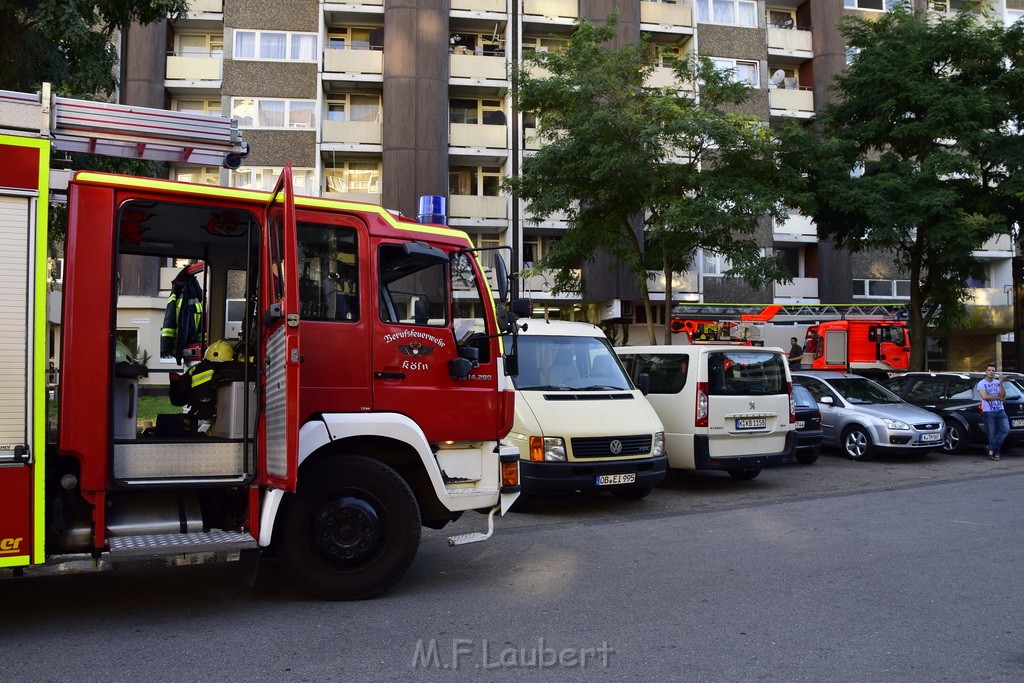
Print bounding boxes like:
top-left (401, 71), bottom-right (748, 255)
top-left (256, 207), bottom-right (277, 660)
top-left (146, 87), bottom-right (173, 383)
top-left (877, 372), bottom-right (1024, 454)
top-left (792, 383), bottom-right (823, 464)
top-left (792, 371), bottom-right (945, 460)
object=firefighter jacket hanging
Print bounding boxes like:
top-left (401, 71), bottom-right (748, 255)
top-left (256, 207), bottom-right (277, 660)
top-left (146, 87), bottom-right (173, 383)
top-left (161, 262), bottom-right (206, 362)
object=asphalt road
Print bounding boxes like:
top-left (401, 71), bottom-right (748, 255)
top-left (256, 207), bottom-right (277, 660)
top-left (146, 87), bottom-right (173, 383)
top-left (2, 446), bottom-right (1022, 682)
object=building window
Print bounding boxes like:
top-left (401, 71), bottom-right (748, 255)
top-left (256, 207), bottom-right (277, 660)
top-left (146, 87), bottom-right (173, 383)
top-left (327, 27), bottom-right (383, 51)
top-left (768, 9), bottom-right (796, 28)
top-left (449, 31), bottom-right (505, 56)
top-left (449, 166), bottom-right (503, 196)
top-left (230, 98), bottom-right (317, 129)
top-left (852, 279), bottom-right (911, 299)
top-left (173, 99), bottom-right (221, 116)
top-left (174, 166), bottom-right (221, 185)
top-left (522, 35), bottom-right (569, 54)
top-left (843, 0), bottom-right (892, 10)
top-left (450, 99), bottom-right (505, 125)
top-left (700, 251), bottom-right (732, 276)
top-left (175, 33), bottom-right (223, 58)
top-left (470, 234), bottom-right (501, 271)
top-left (325, 161), bottom-right (382, 194)
top-left (233, 30), bottom-right (318, 61)
top-left (1007, 10), bottom-right (1024, 26)
top-left (326, 94), bottom-right (381, 122)
top-left (696, 0), bottom-right (758, 27)
top-left (230, 167), bottom-right (316, 194)
top-left (710, 58), bottom-right (759, 87)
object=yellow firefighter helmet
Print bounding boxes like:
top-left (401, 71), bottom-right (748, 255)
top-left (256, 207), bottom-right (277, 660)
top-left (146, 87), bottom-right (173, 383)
top-left (204, 340), bottom-right (235, 362)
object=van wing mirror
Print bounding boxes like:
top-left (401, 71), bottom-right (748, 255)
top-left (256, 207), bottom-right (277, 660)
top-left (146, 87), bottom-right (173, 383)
top-left (637, 372), bottom-right (651, 396)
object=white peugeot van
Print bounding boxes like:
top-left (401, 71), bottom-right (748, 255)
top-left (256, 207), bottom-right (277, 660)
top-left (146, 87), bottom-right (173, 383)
top-left (615, 345), bottom-right (796, 480)
top-left (506, 320), bottom-right (667, 505)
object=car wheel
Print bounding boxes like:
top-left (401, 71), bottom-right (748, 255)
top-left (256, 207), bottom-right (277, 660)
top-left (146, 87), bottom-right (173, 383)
top-left (609, 487), bottom-right (653, 501)
top-left (841, 426), bottom-right (874, 461)
top-left (795, 446), bottom-right (820, 465)
top-left (727, 467), bottom-right (761, 480)
top-left (943, 422), bottom-right (968, 454)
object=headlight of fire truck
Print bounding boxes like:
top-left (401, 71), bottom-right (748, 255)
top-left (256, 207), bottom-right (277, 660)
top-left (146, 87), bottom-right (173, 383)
top-left (529, 436), bottom-right (566, 462)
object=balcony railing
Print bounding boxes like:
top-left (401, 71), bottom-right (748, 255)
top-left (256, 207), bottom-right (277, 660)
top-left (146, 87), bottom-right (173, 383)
top-left (324, 48), bottom-right (383, 76)
top-left (322, 120), bottom-right (382, 145)
top-left (646, 269), bottom-right (699, 295)
top-left (450, 123), bottom-right (507, 149)
top-left (646, 66), bottom-right (696, 90)
top-left (766, 27), bottom-right (813, 54)
top-left (452, 0), bottom-right (504, 11)
top-left (772, 210), bottom-right (817, 239)
top-left (774, 277), bottom-right (819, 301)
top-left (188, 0), bottom-right (222, 12)
top-left (324, 191), bottom-right (381, 206)
top-left (450, 53), bottom-right (508, 80)
top-left (769, 87), bottom-right (814, 116)
top-left (640, 0), bottom-right (693, 29)
top-left (166, 55), bottom-right (222, 81)
top-left (448, 195), bottom-right (507, 220)
top-left (522, 0), bottom-right (578, 20)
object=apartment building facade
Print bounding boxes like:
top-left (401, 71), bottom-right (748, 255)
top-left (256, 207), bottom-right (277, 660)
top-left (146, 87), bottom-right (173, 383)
top-left (113, 0), bottom-right (1024, 369)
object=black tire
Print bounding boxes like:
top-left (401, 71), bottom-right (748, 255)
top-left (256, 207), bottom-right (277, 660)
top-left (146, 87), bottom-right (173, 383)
top-left (509, 492), bottom-right (538, 513)
top-left (841, 426), bottom-right (874, 461)
top-left (943, 422), bottom-right (968, 454)
top-left (609, 486), bottom-right (653, 501)
top-left (276, 456), bottom-right (421, 601)
top-left (727, 467), bottom-right (761, 480)
top-left (795, 446), bottom-right (820, 465)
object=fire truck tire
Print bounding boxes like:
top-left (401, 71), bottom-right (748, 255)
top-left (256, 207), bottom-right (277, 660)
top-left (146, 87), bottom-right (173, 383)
top-left (841, 426), bottom-right (874, 461)
top-left (277, 456), bottom-right (421, 601)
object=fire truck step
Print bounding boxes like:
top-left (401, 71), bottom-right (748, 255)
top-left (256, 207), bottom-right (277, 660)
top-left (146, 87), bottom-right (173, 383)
top-left (107, 530), bottom-right (257, 558)
top-left (447, 504), bottom-right (497, 546)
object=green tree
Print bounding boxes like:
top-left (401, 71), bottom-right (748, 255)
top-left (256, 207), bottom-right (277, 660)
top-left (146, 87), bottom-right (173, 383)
top-left (796, 3), bottom-right (1012, 370)
top-left (0, 0), bottom-right (188, 96)
top-left (506, 12), bottom-right (798, 344)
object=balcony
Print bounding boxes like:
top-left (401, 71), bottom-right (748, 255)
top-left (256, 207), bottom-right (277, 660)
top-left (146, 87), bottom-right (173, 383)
top-left (774, 277), bottom-right (819, 302)
top-left (640, 1), bottom-right (693, 30)
top-left (769, 86), bottom-right (814, 118)
top-left (448, 195), bottom-right (507, 221)
top-left (450, 123), bottom-right (507, 149)
top-left (646, 269), bottom-right (699, 296)
top-left (324, 191), bottom-right (381, 206)
top-left (322, 120), bottom-right (382, 146)
top-left (767, 27), bottom-right (813, 58)
top-left (520, 268), bottom-right (581, 296)
top-left (646, 66), bottom-right (695, 90)
top-left (451, 0), bottom-right (504, 12)
top-left (772, 210), bottom-right (817, 242)
top-left (450, 52), bottom-right (508, 89)
top-left (164, 55), bottom-right (222, 94)
top-left (188, 0), bottom-right (222, 12)
top-left (975, 233), bottom-right (1014, 257)
top-left (323, 48), bottom-right (383, 79)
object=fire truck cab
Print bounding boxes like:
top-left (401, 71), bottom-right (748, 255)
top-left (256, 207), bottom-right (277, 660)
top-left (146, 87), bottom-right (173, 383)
top-left (804, 319), bottom-right (910, 376)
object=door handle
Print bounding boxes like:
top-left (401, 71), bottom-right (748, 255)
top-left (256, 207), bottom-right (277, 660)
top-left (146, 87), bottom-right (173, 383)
top-left (374, 371), bottom-right (406, 380)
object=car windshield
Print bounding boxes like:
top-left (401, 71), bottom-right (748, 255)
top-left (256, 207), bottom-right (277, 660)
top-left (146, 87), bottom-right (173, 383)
top-left (506, 334), bottom-right (631, 391)
top-left (828, 377), bottom-right (904, 404)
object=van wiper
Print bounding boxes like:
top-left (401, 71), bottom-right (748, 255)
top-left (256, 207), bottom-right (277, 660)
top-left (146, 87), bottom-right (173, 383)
top-left (518, 384), bottom-right (566, 391)
top-left (578, 384), bottom-right (629, 391)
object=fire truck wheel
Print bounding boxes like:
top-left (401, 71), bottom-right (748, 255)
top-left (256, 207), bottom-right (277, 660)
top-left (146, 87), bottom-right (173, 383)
top-left (942, 422), bottom-right (968, 454)
top-left (841, 426), bottom-right (874, 461)
top-left (277, 456), bottom-right (421, 601)
top-left (726, 468), bottom-right (761, 481)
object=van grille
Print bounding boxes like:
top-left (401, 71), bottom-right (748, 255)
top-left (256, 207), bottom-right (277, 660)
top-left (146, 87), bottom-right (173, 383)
top-left (571, 435), bottom-right (652, 458)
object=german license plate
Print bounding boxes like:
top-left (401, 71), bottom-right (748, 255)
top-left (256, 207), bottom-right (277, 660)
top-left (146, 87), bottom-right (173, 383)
top-left (1013, 419), bottom-right (1024, 428)
top-left (795, 420), bottom-right (805, 428)
top-left (736, 418), bottom-right (767, 430)
top-left (596, 473), bottom-right (636, 486)
top-left (920, 433), bottom-right (941, 442)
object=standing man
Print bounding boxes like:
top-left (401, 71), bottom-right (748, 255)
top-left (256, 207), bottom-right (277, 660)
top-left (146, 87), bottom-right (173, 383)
top-left (977, 364), bottom-right (1010, 461)
top-left (788, 337), bottom-right (803, 371)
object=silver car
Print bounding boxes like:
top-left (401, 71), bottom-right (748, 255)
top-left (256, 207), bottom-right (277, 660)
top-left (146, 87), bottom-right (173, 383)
top-left (792, 371), bottom-right (946, 460)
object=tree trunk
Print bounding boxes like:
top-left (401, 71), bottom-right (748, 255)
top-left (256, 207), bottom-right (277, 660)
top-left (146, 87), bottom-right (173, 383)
top-left (662, 257), bottom-right (673, 346)
top-left (1014, 255), bottom-right (1024, 371)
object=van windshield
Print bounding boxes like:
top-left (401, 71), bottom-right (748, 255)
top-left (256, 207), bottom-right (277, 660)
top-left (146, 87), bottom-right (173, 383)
top-left (508, 335), bottom-right (631, 391)
top-left (707, 351), bottom-right (787, 395)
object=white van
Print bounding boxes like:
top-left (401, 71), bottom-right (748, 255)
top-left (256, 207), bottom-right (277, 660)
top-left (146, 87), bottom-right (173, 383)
top-left (615, 345), bottom-right (796, 480)
top-left (506, 320), bottom-right (667, 505)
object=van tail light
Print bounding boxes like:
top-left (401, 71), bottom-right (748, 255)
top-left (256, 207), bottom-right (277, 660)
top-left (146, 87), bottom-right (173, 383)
top-left (696, 381), bottom-right (709, 427)
top-left (788, 381), bottom-right (796, 423)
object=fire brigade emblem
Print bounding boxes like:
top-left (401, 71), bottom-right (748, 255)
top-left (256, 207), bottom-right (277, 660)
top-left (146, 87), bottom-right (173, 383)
top-left (397, 342), bottom-right (435, 358)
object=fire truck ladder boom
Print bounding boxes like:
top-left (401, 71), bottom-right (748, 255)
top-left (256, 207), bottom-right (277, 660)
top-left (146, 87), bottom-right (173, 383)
top-left (0, 83), bottom-right (249, 167)
top-left (670, 303), bottom-right (909, 323)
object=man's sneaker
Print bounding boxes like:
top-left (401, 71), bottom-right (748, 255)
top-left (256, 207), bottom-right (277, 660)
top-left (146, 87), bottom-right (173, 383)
top-left (988, 448), bottom-right (994, 458)
top-left (992, 453), bottom-right (1001, 461)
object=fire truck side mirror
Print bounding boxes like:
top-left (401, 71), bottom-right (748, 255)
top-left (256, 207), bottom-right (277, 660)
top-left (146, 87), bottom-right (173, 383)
top-left (448, 357), bottom-right (475, 380)
top-left (512, 298), bottom-right (532, 318)
top-left (494, 254), bottom-right (509, 302)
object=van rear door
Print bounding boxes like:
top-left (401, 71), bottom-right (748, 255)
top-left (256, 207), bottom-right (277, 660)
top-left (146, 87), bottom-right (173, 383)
top-left (705, 350), bottom-right (791, 458)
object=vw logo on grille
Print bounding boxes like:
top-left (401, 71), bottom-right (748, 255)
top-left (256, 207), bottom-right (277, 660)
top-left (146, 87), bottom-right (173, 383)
top-left (609, 439), bottom-right (623, 455)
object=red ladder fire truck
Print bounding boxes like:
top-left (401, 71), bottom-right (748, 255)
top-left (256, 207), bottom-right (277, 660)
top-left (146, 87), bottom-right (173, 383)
top-left (0, 86), bottom-right (520, 600)
top-left (670, 303), bottom-right (911, 376)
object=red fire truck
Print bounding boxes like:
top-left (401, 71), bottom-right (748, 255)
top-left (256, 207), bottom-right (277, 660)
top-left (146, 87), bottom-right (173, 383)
top-left (0, 86), bottom-right (520, 600)
top-left (670, 304), bottom-right (910, 376)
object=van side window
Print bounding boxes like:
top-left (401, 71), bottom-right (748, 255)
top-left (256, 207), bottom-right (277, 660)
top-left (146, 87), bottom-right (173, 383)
top-left (623, 354), bottom-right (688, 394)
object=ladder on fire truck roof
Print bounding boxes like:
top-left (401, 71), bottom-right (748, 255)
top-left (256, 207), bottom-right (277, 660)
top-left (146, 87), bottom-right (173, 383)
top-left (0, 83), bottom-right (249, 167)
top-left (670, 302), bottom-right (909, 323)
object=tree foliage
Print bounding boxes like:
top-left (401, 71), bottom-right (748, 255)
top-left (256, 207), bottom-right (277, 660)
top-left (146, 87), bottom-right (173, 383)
top-left (506, 11), bottom-right (801, 344)
top-left (0, 0), bottom-right (188, 96)
top-left (795, 3), bottom-right (1015, 369)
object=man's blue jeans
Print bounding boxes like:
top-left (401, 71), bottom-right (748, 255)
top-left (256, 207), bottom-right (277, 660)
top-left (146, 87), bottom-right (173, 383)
top-left (983, 410), bottom-right (1010, 454)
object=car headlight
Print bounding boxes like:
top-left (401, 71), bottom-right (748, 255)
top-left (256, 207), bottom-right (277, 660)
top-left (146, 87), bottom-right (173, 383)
top-left (529, 436), bottom-right (566, 462)
top-left (652, 431), bottom-right (665, 457)
top-left (883, 418), bottom-right (911, 430)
